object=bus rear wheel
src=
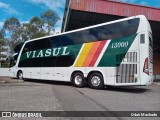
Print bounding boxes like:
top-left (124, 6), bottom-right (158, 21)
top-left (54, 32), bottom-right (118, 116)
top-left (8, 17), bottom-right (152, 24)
top-left (88, 72), bottom-right (104, 89)
top-left (17, 71), bottom-right (23, 80)
top-left (72, 72), bottom-right (86, 87)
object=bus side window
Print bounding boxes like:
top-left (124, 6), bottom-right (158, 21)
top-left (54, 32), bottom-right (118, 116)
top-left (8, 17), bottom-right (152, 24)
top-left (140, 34), bottom-right (145, 44)
top-left (22, 42), bottom-right (35, 53)
top-left (34, 39), bottom-right (47, 50)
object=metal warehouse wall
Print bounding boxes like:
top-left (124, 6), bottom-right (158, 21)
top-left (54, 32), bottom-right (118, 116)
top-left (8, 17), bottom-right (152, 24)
top-left (70, 0), bottom-right (160, 21)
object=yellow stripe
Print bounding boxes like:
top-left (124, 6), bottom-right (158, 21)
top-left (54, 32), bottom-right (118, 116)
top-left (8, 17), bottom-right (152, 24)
top-left (75, 43), bottom-right (93, 67)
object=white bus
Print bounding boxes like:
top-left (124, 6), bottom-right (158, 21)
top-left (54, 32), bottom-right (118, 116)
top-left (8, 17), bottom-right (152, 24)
top-left (9, 15), bottom-right (153, 89)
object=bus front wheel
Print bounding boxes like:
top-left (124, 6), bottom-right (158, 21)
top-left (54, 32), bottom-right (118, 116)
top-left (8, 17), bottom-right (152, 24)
top-left (72, 72), bottom-right (86, 87)
top-left (88, 72), bottom-right (104, 89)
top-left (17, 71), bottom-right (23, 80)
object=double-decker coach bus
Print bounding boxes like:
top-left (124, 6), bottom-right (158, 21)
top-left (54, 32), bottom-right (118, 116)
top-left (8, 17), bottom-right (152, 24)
top-left (9, 15), bottom-right (153, 89)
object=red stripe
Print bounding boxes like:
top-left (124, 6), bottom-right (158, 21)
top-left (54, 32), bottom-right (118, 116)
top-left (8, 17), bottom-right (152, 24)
top-left (89, 40), bottom-right (107, 67)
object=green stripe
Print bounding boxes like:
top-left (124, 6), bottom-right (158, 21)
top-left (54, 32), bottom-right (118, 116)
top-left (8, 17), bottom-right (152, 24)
top-left (98, 34), bottom-right (137, 67)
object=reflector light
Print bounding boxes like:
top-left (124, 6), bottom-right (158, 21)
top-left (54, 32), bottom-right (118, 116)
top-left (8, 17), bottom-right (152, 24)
top-left (143, 57), bottom-right (149, 75)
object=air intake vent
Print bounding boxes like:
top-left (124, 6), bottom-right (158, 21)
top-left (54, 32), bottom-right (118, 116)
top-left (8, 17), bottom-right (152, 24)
top-left (116, 64), bottom-right (137, 83)
top-left (149, 46), bottom-right (153, 63)
top-left (116, 52), bottom-right (137, 64)
top-left (123, 52), bottom-right (137, 62)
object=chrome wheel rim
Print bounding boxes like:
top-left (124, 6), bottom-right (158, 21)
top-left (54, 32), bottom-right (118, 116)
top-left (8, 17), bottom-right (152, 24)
top-left (91, 76), bottom-right (101, 86)
top-left (74, 75), bottom-right (83, 85)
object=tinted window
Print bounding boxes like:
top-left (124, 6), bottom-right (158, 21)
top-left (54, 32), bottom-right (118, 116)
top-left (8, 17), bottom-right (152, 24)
top-left (52, 18), bottom-right (140, 47)
top-left (24, 18), bottom-right (139, 49)
top-left (46, 36), bottom-right (63, 48)
top-left (41, 57), bottom-right (56, 67)
top-left (22, 39), bottom-right (47, 53)
top-left (90, 18), bottom-right (139, 40)
top-left (18, 56), bottom-right (75, 67)
top-left (20, 39), bottom-right (47, 67)
top-left (18, 58), bottom-right (41, 67)
top-left (55, 55), bottom-right (75, 67)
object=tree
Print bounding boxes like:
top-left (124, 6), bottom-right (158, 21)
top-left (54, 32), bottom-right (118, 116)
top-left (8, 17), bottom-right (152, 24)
top-left (0, 29), bottom-right (5, 52)
top-left (41, 9), bottom-right (60, 34)
top-left (3, 17), bottom-right (20, 37)
top-left (29, 16), bottom-right (47, 38)
top-left (30, 16), bottom-right (45, 31)
top-left (3, 17), bottom-right (21, 52)
top-left (0, 30), bottom-right (5, 53)
top-left (0, 30), bottom-right (7, 66)
top-left (0, 29), bottom-right (5, 40)
top-left (20, 16), bottom-right (47, 40)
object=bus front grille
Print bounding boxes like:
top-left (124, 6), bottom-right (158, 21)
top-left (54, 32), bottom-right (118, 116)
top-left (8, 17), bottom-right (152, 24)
top-left (116, 64), bottom-right (137, 83)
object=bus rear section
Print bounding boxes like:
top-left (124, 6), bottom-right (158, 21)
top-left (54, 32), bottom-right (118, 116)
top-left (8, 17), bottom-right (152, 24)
top-left (140, 32), bottom-right (153, 85)
top-left (114, 34), bottom-right (153, 86)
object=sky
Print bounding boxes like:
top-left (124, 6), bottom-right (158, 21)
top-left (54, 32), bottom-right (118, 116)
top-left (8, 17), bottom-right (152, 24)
top-left (0, 0), bottom-right (66, 33)
top-left (120, 0), bottom-right (160, 7)
top-left (0, 0), bottom-right (160, 33)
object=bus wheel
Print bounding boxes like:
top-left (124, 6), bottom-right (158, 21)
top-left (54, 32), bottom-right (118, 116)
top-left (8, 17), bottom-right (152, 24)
top-left (18, 71), bottom-right (23, 80)
top-left (88, 72), bottom-right (104, 89)
top-left (72, 72), bottom-right (86, 87)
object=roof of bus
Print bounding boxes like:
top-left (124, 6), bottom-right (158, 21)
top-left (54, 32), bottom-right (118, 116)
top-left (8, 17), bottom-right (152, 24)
top-left (25, 15), bottom-right (147, 43)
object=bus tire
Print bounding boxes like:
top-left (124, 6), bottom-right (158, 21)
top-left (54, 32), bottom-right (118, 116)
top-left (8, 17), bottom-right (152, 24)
top-left (17, 71), bottom-right (23, 80)
top-left (88, 72), bottom-right (104, 89)
top-left (72, 72), bottom-right (86, 88)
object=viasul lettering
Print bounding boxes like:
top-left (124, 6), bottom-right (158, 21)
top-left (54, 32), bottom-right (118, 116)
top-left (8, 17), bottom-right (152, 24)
top-left (26, 47), bottom-right (70, 59)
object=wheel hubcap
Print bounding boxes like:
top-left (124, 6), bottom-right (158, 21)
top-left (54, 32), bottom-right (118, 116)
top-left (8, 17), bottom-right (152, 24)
top-left (74, 75), bottom-right (82, 85)
top-left (91, 76), bottom-right (101, 86)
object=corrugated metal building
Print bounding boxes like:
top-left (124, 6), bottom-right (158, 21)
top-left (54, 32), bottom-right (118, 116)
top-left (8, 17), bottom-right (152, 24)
top-left (62, 0), bottom-right (160, 78)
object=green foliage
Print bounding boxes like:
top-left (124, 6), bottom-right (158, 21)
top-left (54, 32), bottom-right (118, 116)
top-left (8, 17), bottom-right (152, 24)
top-left (3, 17), bottom-right (20, 34)
top-left (0, 39), bottom-right (6, 55)
top-left (41, 9), bottom-right (60, 34)
top-left (0, 29), bottom-right (5, 40)
top-left (3, 17), bottom-right (21, 51)
top-left (1, 9), bottom-right (60, 54)
top-left (0, 39), bottom-right (5, 48)
top-left (20, 16), bottom-right (47, 40)
top-left (0, 38), bottom-right (7, 63)
top-left (31, 32), bottom-right (47, 39)
top-left (30, 16), bottom-right (45, 30)
top-left (0, 29), bottom-right (6, 52)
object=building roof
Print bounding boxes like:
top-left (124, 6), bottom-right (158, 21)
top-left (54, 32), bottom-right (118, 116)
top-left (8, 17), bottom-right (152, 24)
top-left (70, 0), bottom-right (160, 22)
